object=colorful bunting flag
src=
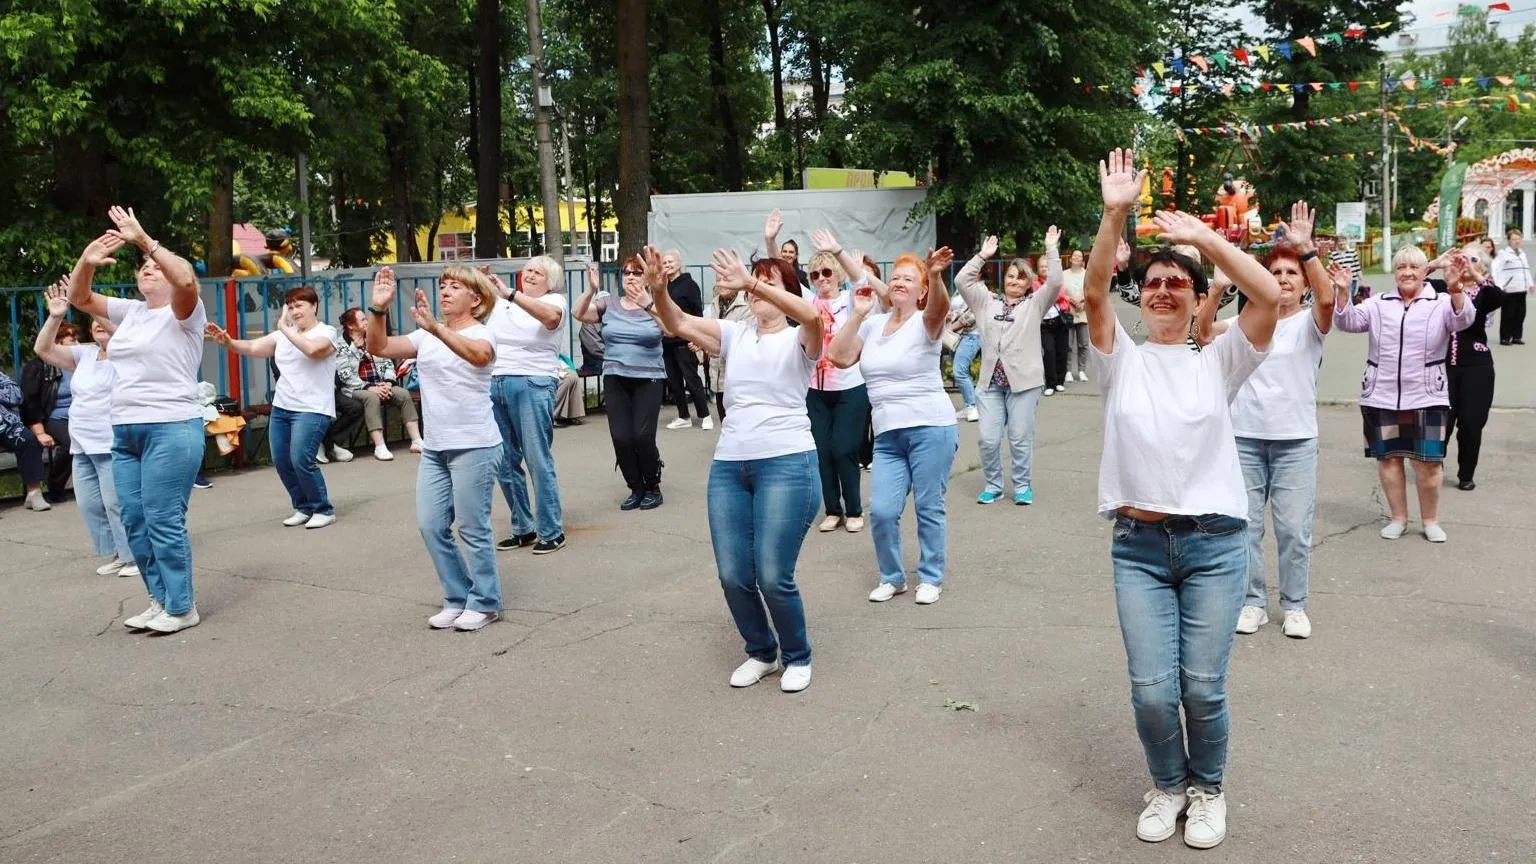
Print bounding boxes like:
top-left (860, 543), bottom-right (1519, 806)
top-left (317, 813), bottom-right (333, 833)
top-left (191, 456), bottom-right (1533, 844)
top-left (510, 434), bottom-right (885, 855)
top-left (1296, 36), bottom-right (1317, 57)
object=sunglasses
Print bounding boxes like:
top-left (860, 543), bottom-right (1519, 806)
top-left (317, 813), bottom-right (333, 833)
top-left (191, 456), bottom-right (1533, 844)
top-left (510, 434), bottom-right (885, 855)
top-left (621, 268), bottom-right (644, 276)
top-left (812, 268), bottom-right (838, 279)
top-left (1143, 275), bottom-right (1194, 293)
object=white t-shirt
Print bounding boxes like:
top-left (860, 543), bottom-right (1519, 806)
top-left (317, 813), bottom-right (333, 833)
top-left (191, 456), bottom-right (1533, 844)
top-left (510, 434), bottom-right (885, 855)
top-left (66, 346), bottom-right (116, 455)
top-left (714, 320), bottom-right (817, 461)
top-left (1230, 311), bottom-right (1325, 440)
top-left (407, 324), bottom-right (500, 451)
top-left (807, 290), bottom-right (864, 391)
top-left (105, 296), bottom-right (208, 425)
top-left (264, 323), bottom-right (337, 418)
top-left (1091, 319), bottom-right (1268, 520)
top-left (857, 312), bottom-right (957, 436)
top-left (487, 293), bottom-right (566, 378)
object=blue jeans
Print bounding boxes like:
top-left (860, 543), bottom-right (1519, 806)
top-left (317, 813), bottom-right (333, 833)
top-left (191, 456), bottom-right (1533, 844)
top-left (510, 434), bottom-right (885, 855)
top-left (870, 424), bottom-right (958, 587)
top-left (491, 375), bottom-right (564, 540)
top-left (73, 452), bottom-right (133, 561)
top-left (1237, 437), bottom-right (1317, 611)
top-left (268, 407), bottom-right (334, 516)
top-left (951, 332), bottom-right (981, 408)
top-left (113, 419), bottom-right (204, 615)
top-left (417, 446), bottom-right (502, 613)
top-left (707, 451), bottom-right (821, 666)
top-left (1111, 513), bottom-right (1247, 792)
top-left (976, 384), bottom-right (1042, 494)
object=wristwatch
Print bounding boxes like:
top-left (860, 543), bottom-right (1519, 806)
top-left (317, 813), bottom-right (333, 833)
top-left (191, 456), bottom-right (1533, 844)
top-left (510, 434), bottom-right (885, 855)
top-left (369, 305), bottom-right (389, 315)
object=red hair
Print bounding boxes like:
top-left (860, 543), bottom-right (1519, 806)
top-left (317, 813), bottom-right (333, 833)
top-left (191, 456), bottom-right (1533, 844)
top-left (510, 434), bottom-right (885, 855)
top-left (1263, 243), bottom-right (1304, 272)
top-left (283, 285), bottom-right (320, 307)
top-left (891, 254), bottom-right (930, 309)
top-left (751, 256), bottom-right (799, 289)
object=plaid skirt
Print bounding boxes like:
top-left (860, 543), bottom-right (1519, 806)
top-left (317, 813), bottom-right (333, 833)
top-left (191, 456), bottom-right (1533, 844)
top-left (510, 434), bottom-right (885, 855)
top-left (1361, 406), bottom-right (1449, 461)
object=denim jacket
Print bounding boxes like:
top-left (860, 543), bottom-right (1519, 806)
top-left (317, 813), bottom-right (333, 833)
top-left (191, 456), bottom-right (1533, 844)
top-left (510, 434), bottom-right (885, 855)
top-left (1334, 283), bottom-right (1475, 410)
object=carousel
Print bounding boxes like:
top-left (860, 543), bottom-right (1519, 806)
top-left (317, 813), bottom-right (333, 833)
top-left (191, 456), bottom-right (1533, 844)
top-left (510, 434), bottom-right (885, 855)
top-left (1424, 147), bottom-right (1536, 242)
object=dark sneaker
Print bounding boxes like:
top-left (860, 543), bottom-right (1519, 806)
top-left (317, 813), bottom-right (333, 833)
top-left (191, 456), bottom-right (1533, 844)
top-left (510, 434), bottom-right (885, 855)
top-left (496, 532), bottom-right (537, 551)
top-left (532, 534), bottom-right (566, 555)
top-left (638, 490), bottom-right (663, 510)
top-left (620, 491), bottom-right (644, 511)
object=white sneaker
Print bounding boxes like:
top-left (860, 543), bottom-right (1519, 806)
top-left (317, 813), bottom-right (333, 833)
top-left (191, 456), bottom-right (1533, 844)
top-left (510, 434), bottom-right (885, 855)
top-left (965, 405), bottom-right (979, 422)
top-left (666, 418), bottom-right (692, 430)
top-left (1136, 787), bottom-right (1188, 843)
top-left (332, 445), bottom-right (354, 463)
top-left (701, 416), bottom-right (714, 430)
top-left (818, 515), bottom-right (843, 533)
top-left (145, 606), bottom-right (200, 633)
top-left (124, 601), bottom-right (164, 629)
top-left (304, 512), bottom-right (336, 530)
top-left (1380, 521), bottom-right (1407, 540)
top-left (315, 448), bottom-right (329, 464)
top-left (282, 511), bottom-right (311, 527)
top-left (1235, 605), bottom-right (1268, 634)
top-left (96, 557), bottom-right (126, 576)
top-left (1423, 523), bottom-right (1447, 543)
top-left (118, 563), bottom-right (141, 578)
top-left (374, 445), bottom-right (394, 461)
top-left (1282, 609), bottom-right (1312, 639)
top-left (1043, 388), bottom-right (1056, 396)
top-left (24, 490), bottom-right (51, 511)
top-left (1064, 371), bottom-right (1076, 383)
top-left (1183, 788), bottom-right (1227, 849)
top-left (428, 607), bottom-right (465, 629)
top-left (1078, 371), bottom-right (1090, 382)
top-left (730, 657), bottom-right (782, 687)
top-left (868, 582), bottom-right (907, 602)
top-left (781, 664), bottom-right (812, 692)
top-left (453, 610), bottom-right (498, 631)
top-left (409, 439), bottom-right (425, 453)
top-left (915, 583), bottom-right (942, 604)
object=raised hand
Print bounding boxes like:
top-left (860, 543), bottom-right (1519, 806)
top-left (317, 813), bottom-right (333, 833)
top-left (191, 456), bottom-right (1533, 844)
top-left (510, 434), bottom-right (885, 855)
top-left (1443, 253), bottom-right (1467, 293)
top-left (641, 245), bottom-right (667, 291)
top-left (623, 276), bottom-right (653, 308)
top-left (371, 267), bottom-right (397, 310)
top-left (586, 265), bottom-right (601, 293)
top-left (1325, 260), bottom-right (1352, 293)
top-left (812, 229), bottom-right (841, 254)
top-left (45, 279), bottom-right (70, 317)
top-left (1152, 210), bottom-right (1212, 247)
top-left (410, 288), bottom-right (435, 332)
top-left (82, 233), bottom-right (124, 267)
top-left (1283, 200), bottom-right (1316, 248)
top-left (1211, 266), bottom-right (1234, 293)
top-left (479, 265), bottom-right (511, 299)
top-left (1044, 225), bottom-right (1060, 248)
top-left (277, 305), bottom-right (293, 330)
top-left (926, 246), bottom-right (955, 277)
top-left (1099, 148), bottom-right (1147, 212)
top-left (106, 205), bottom-right (150, 249)
top-left (204, 323), bottom-right (234, 346)
top-left (710, 248), bottom-right (753, 292)
top-left (764, 209), bottom-right (784, 241)
top-left (1115, 238), bottom-right (1132, 270)
top-left (979, 235), bottom-right (1000, 260)
top-left (851, 284), bottom-right (877, 318)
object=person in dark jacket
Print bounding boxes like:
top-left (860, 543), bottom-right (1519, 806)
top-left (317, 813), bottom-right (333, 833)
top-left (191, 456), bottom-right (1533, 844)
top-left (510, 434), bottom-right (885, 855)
top-left (1428, 243), bottom-right (1501, 491)
top-left (660, 250), bottom-right (713, 430)
top-left (1, 368), bottom-right (50, 510)
top-left (21, 320), bottom-right (81, 501)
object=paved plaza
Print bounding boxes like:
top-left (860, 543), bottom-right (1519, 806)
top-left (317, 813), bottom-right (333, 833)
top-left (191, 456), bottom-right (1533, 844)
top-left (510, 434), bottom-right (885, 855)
top-left (3, 363), bottom-right (1533, 863)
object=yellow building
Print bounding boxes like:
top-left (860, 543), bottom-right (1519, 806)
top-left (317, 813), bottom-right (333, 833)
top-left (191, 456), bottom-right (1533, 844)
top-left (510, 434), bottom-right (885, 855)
top-left (382, 202), bottom-right (620, 263)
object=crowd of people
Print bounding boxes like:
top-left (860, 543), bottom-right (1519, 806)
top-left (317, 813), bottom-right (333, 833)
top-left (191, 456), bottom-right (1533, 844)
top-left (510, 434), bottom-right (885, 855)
top-left (6, 156), bottom-right (1525, 850)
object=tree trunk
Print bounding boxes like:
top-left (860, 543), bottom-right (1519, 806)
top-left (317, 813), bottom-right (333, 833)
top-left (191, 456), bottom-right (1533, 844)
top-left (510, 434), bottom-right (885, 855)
top-left (467, 64), bottom-right (479, 173)
top-left (388, 116), bottom-right (418, 263)
top-left (616, 0), bottom-right (651, 259)
top-left (51, 135), bottom-right (113, 220)
top-left (474, 0), bottom-right (504, 260)
top-left (807, 32), bottom-right (829, 124)
top-left (207, 160), bottom-right (235, 277)
top-left (705, 0), bottom-right (744, 190)
top-left (761, 0), bottom-right (791, 188)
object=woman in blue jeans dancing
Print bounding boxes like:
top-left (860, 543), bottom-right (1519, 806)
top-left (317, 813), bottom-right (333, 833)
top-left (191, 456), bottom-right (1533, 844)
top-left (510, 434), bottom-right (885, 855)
top-left (640, 245), bottom-right (824, 692)
top-left (1086, 148), bottom-right (1279, 849)
top-left (68, 207), bottom-right (211, 633)
top-left (366, 266), bottom-right (504, 632)
top-left (205, 285), bottom-right (339, 530)
top-left (826, 242), bottom-right (959, 607)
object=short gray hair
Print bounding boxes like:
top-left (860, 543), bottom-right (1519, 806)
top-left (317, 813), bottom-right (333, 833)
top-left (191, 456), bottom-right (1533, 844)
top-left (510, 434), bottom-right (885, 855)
top-left (1392, 245), bottom-right (1428, 269)
top-left (525, 255), bottom-right (564, 291)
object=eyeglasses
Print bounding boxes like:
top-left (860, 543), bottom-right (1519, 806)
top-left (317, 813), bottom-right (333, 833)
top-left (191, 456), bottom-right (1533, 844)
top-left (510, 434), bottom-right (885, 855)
top-left (812, 268), bottom-right (838, 279)
top-left (621, 269), bottom-right (644, 276)
top-left (1143, 275), bottom-right (1194, 293)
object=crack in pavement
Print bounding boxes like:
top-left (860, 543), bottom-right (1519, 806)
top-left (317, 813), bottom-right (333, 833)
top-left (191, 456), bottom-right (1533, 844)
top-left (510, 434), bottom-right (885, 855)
top-left (93, 597), bottom-right (128, 637)
top-left (200, 564), bottom-right (421, 605)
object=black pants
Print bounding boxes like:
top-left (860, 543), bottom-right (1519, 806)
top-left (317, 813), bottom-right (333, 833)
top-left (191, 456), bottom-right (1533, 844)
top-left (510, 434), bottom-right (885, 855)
top-left (326, 389), bottom-right (364, 454)
top-left (1447, 364), bottom-right (1495, 482)
top-left (604, 375), bottom-right (663, 493)
top-left (662, 342), bottom-right (710, 420)
top-left (859, 407), bottom-right (875, 468)
top-left (807, 385), bottom-right (869, 517)
top-left (1041, 320), bottom-right (1070, 388)
top-left (1499, 291), bottom-right (1527, 342)
top-left (0, 421), bottom-right (45, 487)
top-left (40, 417), bottom-right (72, 498)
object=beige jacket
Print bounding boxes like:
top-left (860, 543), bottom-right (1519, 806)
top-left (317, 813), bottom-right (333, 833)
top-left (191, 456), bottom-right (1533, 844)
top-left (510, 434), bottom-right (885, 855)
top-left (954, 251), bottom-right (1063, 393)
top-left (704, 289), bottom-right (753, 391)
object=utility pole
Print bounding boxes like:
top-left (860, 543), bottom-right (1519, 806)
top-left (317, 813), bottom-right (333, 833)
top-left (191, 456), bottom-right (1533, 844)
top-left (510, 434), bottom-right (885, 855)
top-left (561, 120), bottom-right (578, 259)
top-left (1380, 61), bottom-right (1392, 273)
top-left (525, 0), bottom-right (564, 264)
top-left (296, 152), bottom-right (312, 278)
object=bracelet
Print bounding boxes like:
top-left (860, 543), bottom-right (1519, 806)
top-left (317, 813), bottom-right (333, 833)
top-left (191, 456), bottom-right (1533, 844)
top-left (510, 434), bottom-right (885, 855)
top-left (368, 305), bottom-right (389, 315)
top-left (144, 240), bottom-right (162, 257)
top-left (1299, 249), bottom-right (1318, 262)
top-left (643, 301), bottom-right (656, 313)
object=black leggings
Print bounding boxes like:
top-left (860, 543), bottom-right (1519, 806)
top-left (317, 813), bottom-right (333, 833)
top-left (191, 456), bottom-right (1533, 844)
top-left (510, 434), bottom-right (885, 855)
top-left (1499, 291), bottom-right (1527, 342)
top-left (41, 417), bottom-right (71, 496)
top-left (1041, 320), bottom-right (1070, 388)
top-left (1447, 365), bottom-right (1495, 483)
top-left (0, 421), bottom-right (45, 487)
top-left (662, 342), bottom-right (710, 420)
top-left (604, 375), bottom-right (663, 493)
top-left (807, 385), bottom-right (868, 517)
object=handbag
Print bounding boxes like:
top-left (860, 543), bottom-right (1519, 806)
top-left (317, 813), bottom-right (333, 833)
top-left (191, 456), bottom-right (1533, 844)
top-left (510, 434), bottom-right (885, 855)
top-left (941, 329), bottom-right (961, 352)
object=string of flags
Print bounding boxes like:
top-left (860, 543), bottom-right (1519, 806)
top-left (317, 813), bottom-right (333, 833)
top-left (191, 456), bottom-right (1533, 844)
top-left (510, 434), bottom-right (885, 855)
top-left (1431, 3), bottom-right (1514, 18)
top-left (1177, 95), bottom-right (1536, 140)
top-left (1080, 72), bottom-right (1536, 97)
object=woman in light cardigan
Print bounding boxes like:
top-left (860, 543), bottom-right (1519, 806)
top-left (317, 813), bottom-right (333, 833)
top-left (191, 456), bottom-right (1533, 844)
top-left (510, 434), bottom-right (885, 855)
top-left (1063, 249), bottom-right (1090, 382)
top-left (954, 228), bottom-right (1062, 505)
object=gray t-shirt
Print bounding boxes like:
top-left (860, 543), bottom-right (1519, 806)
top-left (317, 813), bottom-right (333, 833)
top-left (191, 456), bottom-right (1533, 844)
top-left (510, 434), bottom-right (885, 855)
top-left (596, 298), bottom-right (665, 379)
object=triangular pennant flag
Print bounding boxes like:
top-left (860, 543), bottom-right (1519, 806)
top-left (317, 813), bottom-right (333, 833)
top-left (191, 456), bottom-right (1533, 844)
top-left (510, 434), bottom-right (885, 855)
top-left (1310, 82), bottom-right (1324, 91)
top-left (1260, 82), bottom-right (1274, 91)
top-left (1385, 80), bottom-right (1397, 92)
top-left (1491, 2), bottom-right (1513, 11)
top-left (1329, 82), bottom-right (1343, 91)
top-left (1276, 42), bottom-right (1293, 60)
top-left (1132, 84), bottom-right (1145, 96)
top-left (1296, 37), bottom-right (1317, 56)
top-left (1169, 84), bottom-right (1182, 94)
top-left (1497, 75), bottom-right (1513, 86)
top-left (1517, 74), bottom-right (1531, 86)
top-left (1403, 78), bottom-right (1417, 91)
top-left (1255, 45), bottom-right (1271, 62)
top-left (1478, 76), bottom-right (1491, 89)
top-left (1293, 83), bottom-right (1307, 93)
top-left (1072, 76), bottom-right (1083, 84)
top-left (1214, 52), bottom-right (1230, 70)
top-left (1097, 85), bottom-right (1109, 92)
top-left (1441, 77), bottom-right (1456, 86)
top-left (1152, 61), bottom-right (1166, 78)
top-left (1345, 27), bottom-right (1366, 38)
top-left (1234, 48), bottom-right (1250, 65)
top-left (1461, 77), bottom-right (1473, 85)
top-left (1172, 57), bottom-right (1186, 75)
top-left (1322, 32), bottom-right (1344, 46)
top-left (1349, 81), bottom-right (1361, 93)
top-left (1458, 4), bottom-right (1480, 14)
top-left (1240, 83), bottom-right (1254, 93)
top-left (1191, 55), bottom-right (1209, 73)
top-left (1221, 84), bottom-right (1234, 95)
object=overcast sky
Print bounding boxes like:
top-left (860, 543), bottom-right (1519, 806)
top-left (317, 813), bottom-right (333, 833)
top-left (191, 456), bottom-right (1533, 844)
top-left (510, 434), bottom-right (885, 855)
top-left (1229, 0), bottom-right (1536, 54)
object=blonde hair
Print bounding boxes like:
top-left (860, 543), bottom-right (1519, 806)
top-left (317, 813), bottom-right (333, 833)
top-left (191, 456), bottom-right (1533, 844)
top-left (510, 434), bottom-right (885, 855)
top-left (807, 250), bottom-right (844, 282)
top-left (1392, 245), bottom-right (1429, 269)
top-left (524, 255), bottom-right (564, 292)
top-left (439, 266), bottom-right (497, 321)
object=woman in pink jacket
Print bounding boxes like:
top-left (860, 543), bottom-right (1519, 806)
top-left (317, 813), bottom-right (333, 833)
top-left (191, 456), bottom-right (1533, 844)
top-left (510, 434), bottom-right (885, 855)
top-left (1335, 245), bottom-right (1475, 542)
